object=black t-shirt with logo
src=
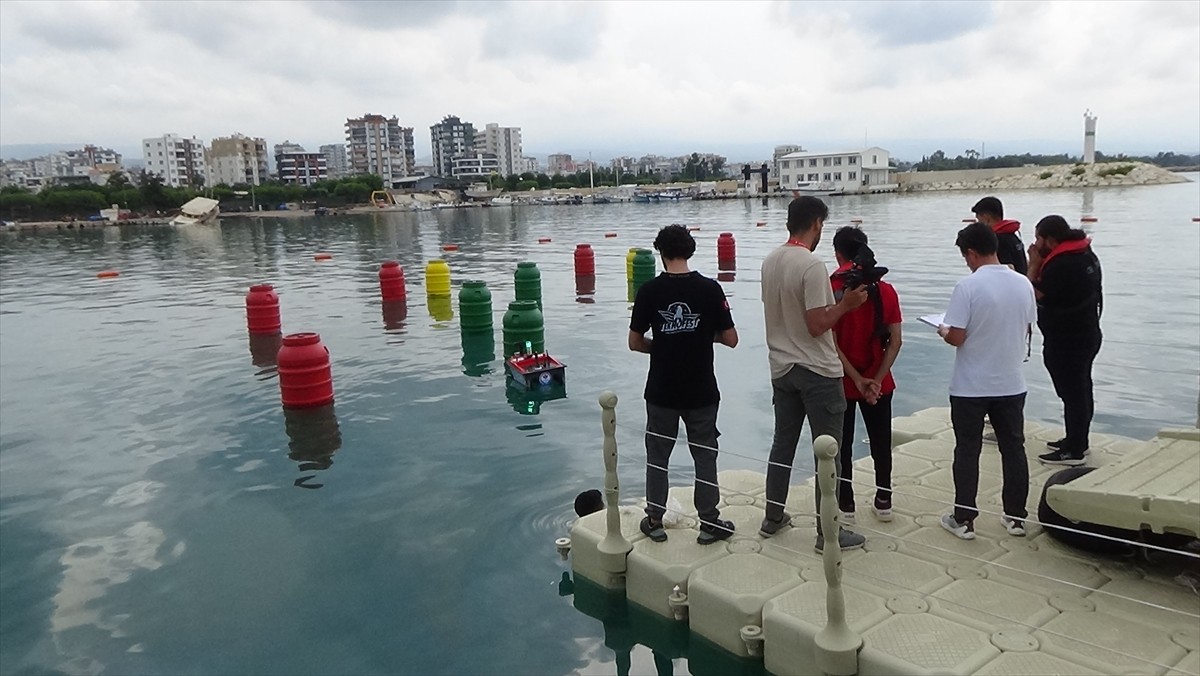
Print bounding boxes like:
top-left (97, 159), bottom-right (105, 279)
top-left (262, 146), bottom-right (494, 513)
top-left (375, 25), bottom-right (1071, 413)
top-left (630, 271), bottom-right (735, 409)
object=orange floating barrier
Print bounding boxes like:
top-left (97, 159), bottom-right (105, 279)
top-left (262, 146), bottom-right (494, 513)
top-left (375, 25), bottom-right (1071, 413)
top-left (96, 270), bottom-right (120, 279)
top-left (441, 244), bottom-right (459, 252)
top-left (537, 237), bottom-right (552, 243)
top-left (1080, 216), bottom-right (1098, 223)
top-left (314, 253), bottom-right (333, 261)
top-left (604, 232), bottom-right (618, 238)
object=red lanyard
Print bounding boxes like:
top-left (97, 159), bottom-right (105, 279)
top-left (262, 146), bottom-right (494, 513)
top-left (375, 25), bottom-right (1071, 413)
top-left (786, 238), bottom-right (810, 250)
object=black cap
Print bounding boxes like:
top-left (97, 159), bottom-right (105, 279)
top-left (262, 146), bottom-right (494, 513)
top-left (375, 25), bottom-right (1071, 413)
top-left (971, 196), bottom-right (1003, 218)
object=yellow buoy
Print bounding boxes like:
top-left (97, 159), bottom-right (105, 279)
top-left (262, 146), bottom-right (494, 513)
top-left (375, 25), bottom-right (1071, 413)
top-left (626, 248), bottom-right (638, 281)
top-left (425, 259), bottom-right (451, 296)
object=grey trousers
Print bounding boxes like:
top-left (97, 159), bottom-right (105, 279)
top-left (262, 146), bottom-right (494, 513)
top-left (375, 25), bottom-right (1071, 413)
top-left (644, 402), bottom-right (721, 524)
top-left (764, 365), bottom-right (847, 527)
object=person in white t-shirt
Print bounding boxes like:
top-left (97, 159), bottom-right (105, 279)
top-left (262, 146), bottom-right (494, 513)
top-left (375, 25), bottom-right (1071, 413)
top-left (936, 222), bottom-right (1038, 541)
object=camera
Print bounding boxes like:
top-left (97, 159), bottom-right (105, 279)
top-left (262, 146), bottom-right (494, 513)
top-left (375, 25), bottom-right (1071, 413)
top-left (839, 243), bottom-right (889, 290)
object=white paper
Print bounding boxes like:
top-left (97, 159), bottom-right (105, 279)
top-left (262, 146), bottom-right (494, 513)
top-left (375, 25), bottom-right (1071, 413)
top-left (918, 313), bottom-right (945, 328)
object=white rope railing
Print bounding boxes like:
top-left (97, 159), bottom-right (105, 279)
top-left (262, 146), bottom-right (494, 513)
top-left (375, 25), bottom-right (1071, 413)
top-left (615, 421), bottom-right (1200, 562)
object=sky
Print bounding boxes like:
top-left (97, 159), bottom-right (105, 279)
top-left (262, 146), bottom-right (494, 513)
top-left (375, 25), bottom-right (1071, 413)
top-left (1, 0), bottom-right (1198, 164)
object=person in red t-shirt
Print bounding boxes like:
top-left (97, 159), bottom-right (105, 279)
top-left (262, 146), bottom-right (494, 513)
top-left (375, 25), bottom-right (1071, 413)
top-left (830, 227), bottom-right (903, 522)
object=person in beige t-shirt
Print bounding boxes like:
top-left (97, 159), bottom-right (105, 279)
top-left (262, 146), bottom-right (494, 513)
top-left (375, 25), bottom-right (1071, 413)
top-left (759, 196), bottom-right (868, 553)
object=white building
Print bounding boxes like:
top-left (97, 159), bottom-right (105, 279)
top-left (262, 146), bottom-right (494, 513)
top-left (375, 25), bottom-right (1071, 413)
top-left (451, 152), bottom-right (501, 180)
top-left (345, 114), bottom-right (416, 187)
top-left (207, 134), bottom-right (268, 186)
top-left (142, 133), bottom-right (206, 187)
top-left (520, 156), bottom-right (539, 175)
top-left (775, 147), bottom-right (893, 193)
top-left (320, 144), bottom-right (349, 179)
top-left (473, 123), bottom-right (523, 177)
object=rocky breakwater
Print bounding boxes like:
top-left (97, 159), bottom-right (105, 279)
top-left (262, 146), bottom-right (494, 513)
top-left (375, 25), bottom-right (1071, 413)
top-left (897, 161), bottom-right (1189, 192)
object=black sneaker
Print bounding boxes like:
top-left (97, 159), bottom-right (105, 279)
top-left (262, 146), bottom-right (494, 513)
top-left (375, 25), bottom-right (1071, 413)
top-left (639, 516), bottom-right (667, 542)
top-left (1038, 450), bottom-right (1086, 466)
top-left (697, 518), bottom-right (735, 545)
top-left (1047, 438), bottom-right (1091, 455)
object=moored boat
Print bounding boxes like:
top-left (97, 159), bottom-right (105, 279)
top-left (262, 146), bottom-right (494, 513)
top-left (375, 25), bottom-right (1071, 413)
top-left (171, 197), bottom-right (220, 225)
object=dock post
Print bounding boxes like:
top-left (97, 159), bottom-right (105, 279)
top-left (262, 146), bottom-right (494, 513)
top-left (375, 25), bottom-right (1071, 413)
top-left (813, 434), bottom-right (862, 675)
top-left (597, 391), bottom-right (632, 587)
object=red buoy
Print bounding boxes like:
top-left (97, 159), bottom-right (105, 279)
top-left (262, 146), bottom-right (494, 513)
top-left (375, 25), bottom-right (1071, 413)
top-left (246, 284), bottom-right (281, 335)
top-left (755, 221), bottom-right (766, 227)
top-left (604, 232), bottom-right (618, 238)
top-left (96, 270), bottom-right (120, 279)
top-left (379, 261), bottom-right (407, 302)
top-left (574, 243), bottom-right (595, 276)
top-left (538, 237), bottom-right (552, 243)
top-left (850, 219), bottom-right (863, 224)
top-left (962, 218), bottom-right (975, 223)
top-left (278, 333), bottom-right (334, 409)
top-left (1081, 216), bottom-right (1098, 223)
top-left (688, 226), bottom-right (701, 232)
top-left (717, 232), bottom-right (736, 262)
top-left (442, 244), bottom-right (459, 252)
top-left (314, 253), bottom-right (332, 261)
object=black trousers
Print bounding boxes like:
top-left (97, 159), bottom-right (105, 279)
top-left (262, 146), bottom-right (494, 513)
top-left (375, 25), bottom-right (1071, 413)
top-left (950, 393), bottom-right (1029, 523)
top-left (837, 392), bottom-right (893, 512)
top-left (1043, 331), bottom-right (1101, 454)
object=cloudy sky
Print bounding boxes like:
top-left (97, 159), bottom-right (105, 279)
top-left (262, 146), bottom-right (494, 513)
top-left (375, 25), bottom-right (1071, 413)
top-left (1, 0), bottom-right (1197, 163)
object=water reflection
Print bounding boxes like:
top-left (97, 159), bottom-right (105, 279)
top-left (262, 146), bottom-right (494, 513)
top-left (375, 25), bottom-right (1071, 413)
top-left (505, 377), bottom-right (566, 415)
top-left (283, 404), bottom-right (342, 489)
top-left (248, 332), bottom-right (282, 369)
top-left (460, 331), bottom-right (496, 377)
top-left (381, 300), bottom-right (408, 331)
top-left (576, 274), bottom-right (596, 304)
top-left (568, 574), bottom-right (757, 676)
top-left (427, 295), bottom-right (453, 322)
top-left (1081, 187), bottom-right (1095, 217)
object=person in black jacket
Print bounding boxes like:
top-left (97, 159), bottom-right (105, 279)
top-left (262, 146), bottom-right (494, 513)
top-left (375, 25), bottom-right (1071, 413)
top-left (1027, 215), bottom-right (1103, 466)
top-left (972, 196), bottom-right (1028, 275)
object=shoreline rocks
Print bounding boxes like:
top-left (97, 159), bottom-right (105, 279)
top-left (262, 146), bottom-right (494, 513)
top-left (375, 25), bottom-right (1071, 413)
top-left (897, 161), bottom-right (1189, 192)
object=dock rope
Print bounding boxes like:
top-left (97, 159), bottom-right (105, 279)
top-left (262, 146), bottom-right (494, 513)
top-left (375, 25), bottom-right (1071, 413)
top-left (616, 421), bottom-right (1200, 562)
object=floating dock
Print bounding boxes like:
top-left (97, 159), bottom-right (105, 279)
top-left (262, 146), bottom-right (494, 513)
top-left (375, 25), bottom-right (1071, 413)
top-left (569, 405), bottom-right (1200, 676)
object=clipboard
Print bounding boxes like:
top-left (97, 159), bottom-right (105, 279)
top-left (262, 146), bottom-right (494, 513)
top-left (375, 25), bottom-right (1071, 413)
top-left (918, 313), bottom-right (945, 328)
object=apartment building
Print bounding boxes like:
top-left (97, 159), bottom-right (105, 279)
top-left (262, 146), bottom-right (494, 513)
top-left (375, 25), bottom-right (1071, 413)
top-left (519, 156), bottom-right (539, 174)
top-left (775, 147), bottom-right (893, 192)
top-left (206, 134), bottom-right (268, 186)
top-left (142, 133), bottom-right (206, 187)
top-left (345, 114), bottom-right (416, 187)
top-left (271, 142), bottom-right (328, 185)
top-left (473, 123), bottom-right (523, 177)
top-left (430, 115), bottom-right (477, 177)
top-left (451, 152), bottom-right (501, 180)
top-left (547, 153), bottom-right (574, 175)
top-left (319, 144), bottom-right (349, 179)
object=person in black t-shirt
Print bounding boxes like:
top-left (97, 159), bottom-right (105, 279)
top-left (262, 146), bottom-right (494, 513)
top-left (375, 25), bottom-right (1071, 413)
top-left (972, 196), bottom-right (1028, 275)
top-left (629, 224), bottom-right (739, 545)
top-left (1027, 215), bottom-right (1103, 466)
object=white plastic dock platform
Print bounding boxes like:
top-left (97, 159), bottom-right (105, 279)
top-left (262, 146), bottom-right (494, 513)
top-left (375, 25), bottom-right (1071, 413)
top-left (569, 407), bottom-right (1200, 676)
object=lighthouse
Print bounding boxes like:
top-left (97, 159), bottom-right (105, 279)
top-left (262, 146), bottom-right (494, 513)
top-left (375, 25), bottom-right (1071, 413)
top-left (1083, 110), bottom-right (1097, 164)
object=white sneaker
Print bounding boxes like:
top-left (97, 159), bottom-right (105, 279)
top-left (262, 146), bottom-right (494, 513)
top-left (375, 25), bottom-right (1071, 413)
top-left (940, 513), bottom-right (976, 540)
top-left (839, 510), bottom-right (856, 525)
top-left (871, 502), bottom-right (893, 523)
top-left (1001, 516), bottom-right (1027, 537)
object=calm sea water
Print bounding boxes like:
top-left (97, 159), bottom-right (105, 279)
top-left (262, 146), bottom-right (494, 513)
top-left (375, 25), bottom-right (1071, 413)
top-left (1, 177), bottom-right (1197, 676)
